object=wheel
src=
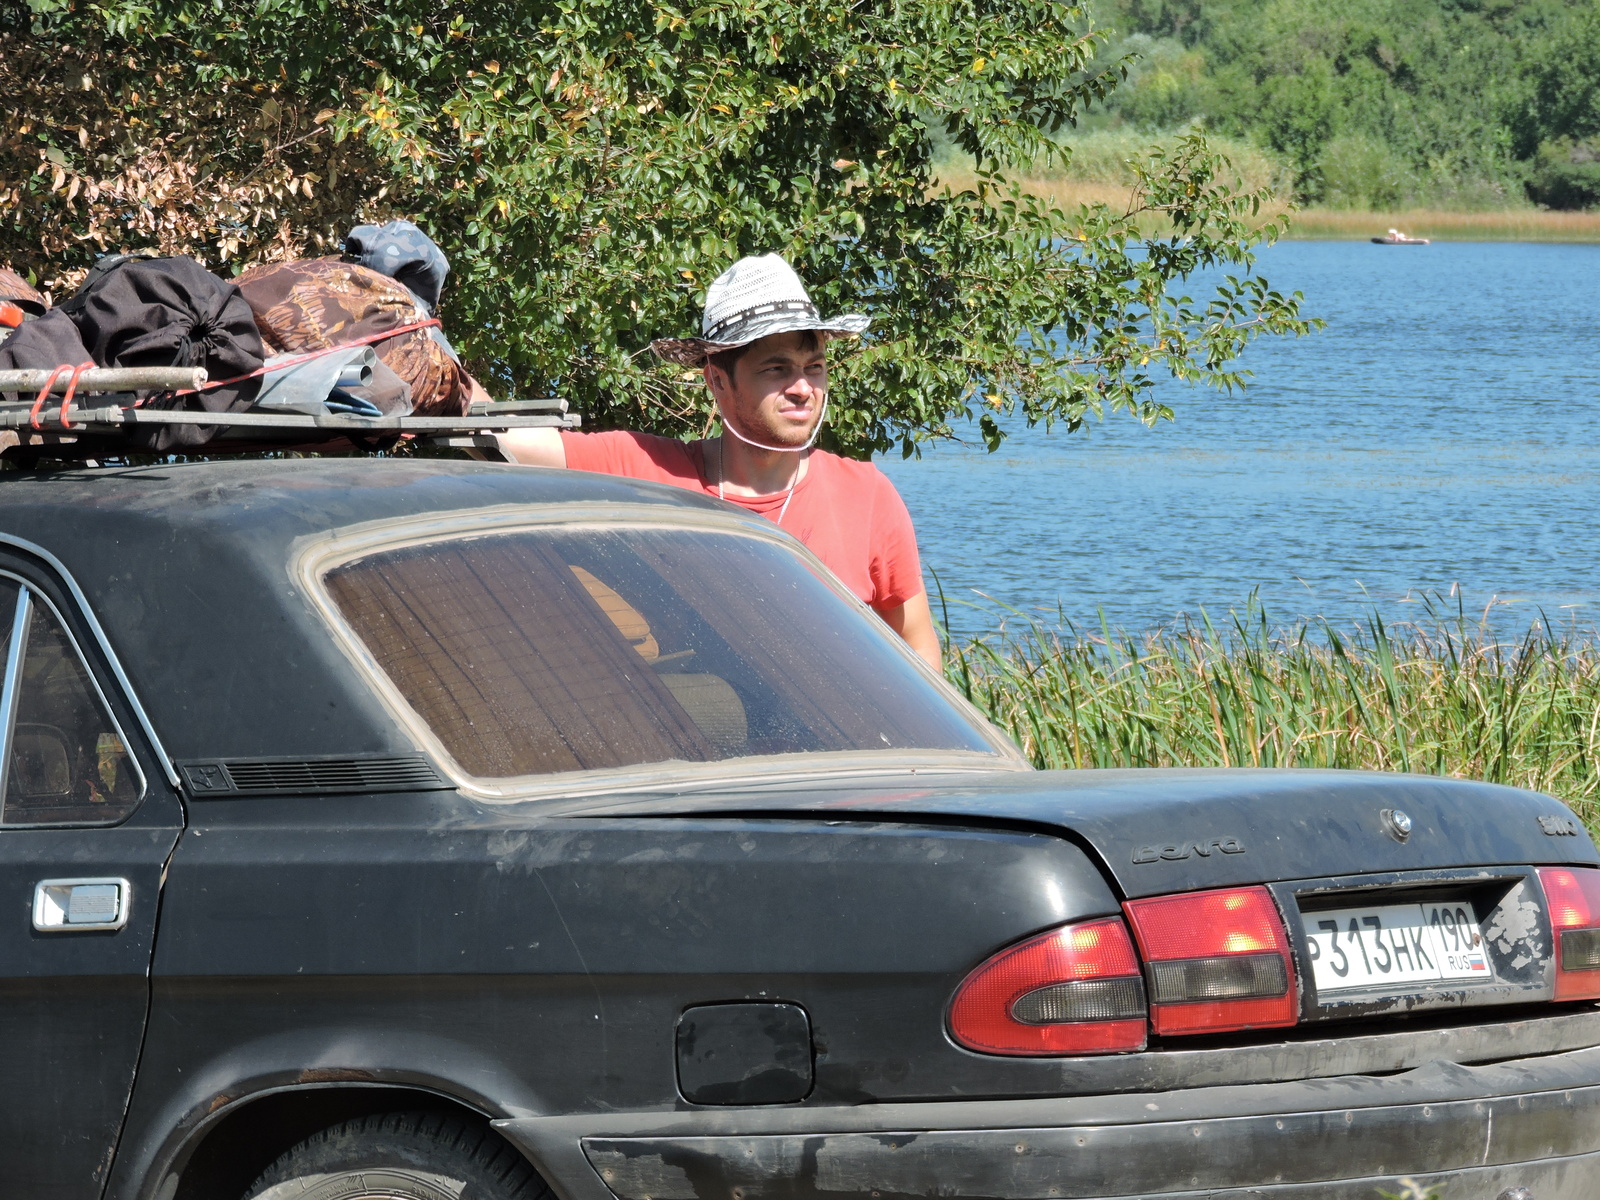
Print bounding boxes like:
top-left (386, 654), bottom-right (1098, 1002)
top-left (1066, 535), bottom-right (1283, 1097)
top-left (244, 1111), bottom-right (550, 1200)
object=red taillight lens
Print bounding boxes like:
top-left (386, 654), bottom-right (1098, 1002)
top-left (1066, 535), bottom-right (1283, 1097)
top-left (1124, 885), bottom-right (1297, 1036)
top-left (948, 918), bottom-right (1147, 1055)
top-left (1537, 866), bottom-right (1600, 1001)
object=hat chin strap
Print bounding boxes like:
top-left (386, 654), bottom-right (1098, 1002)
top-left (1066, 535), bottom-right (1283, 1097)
top-left (716, 394), bottom-right (829, 454)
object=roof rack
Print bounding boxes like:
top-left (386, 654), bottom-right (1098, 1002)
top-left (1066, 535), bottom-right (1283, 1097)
top-left (0, 367), bottom-right (578, 463)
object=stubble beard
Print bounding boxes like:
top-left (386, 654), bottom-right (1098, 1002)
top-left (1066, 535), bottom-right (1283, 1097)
top-left (724, 388), bottom-right (824, 453)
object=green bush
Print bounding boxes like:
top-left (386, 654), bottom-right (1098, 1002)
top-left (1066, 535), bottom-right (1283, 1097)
top-left (1316, 134), bottom-right (1419, 210)
top-left (1104, 34), bottom-right (1208, 131)
top-left (1527, 139), bottom-right (1600, 211)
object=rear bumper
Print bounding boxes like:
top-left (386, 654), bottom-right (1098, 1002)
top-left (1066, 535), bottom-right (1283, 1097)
top-left (496, 1037), bottom-right (1600, 1200)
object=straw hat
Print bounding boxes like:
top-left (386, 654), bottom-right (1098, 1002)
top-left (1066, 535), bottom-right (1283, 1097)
top-left (650, 254), bottom-right (870, 367)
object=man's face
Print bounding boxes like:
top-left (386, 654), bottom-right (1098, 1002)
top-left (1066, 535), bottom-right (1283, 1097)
top-left (705, 331), bottom-right (828, 449)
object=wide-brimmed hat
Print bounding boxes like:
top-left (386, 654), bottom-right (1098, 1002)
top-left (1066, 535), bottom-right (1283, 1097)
top-left (650, 253), bottom-right (870, 367)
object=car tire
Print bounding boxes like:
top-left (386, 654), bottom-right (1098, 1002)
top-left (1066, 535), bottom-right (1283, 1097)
top-left (244, 1110), bottom-right (550, 1200)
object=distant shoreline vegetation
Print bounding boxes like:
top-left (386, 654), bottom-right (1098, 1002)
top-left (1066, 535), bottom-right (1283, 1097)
top-left (944, 599), bottom-right (1600, 832)
top-left (1083, 2), bottom-right (1600, 214)
top-left (935, 0), bottom-right (1600, 241)
top-left (936, 129), bottom-right (1600, 243)
top-left (1276, 208), bottom-right (1600, 243)
top-left (935, 168), bottom-right (1600, 242)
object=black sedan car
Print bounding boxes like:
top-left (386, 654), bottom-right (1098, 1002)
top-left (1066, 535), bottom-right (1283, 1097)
top-left (0, 457), bottom-right (1596, 1200)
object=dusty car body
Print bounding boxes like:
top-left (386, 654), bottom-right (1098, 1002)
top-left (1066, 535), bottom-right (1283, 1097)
top-left (0, 457), bottom-right (1596, 1200)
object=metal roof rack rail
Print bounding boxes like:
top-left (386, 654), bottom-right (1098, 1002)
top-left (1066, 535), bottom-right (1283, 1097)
top-left (0, 367), bottom-right (578, 463)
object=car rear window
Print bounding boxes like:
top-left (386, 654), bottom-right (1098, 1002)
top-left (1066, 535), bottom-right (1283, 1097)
top-left (324, 525), bottom-right (1001, 780)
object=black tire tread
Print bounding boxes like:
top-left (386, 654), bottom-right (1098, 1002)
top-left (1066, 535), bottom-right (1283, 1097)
top-left (246, 1110), bottom-right (550, 1200)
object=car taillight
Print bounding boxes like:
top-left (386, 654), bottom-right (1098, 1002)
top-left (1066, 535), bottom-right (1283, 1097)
top-left (1123, 885), bottom-right (1297, 1036)
top-left (948, 918), bottom-right (1147, 1055)
top-left (1536, 866), bottom-right (1600, 1000)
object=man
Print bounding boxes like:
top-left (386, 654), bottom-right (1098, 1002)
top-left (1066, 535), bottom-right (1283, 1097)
top-left (497, 253), bottom-right (941, 669)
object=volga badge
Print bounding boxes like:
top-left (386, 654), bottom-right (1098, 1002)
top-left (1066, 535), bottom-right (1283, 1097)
top-left (1132, 838), bottom-right (1245, 864)
top-left (1538, 814), bottom-right (1581, 837)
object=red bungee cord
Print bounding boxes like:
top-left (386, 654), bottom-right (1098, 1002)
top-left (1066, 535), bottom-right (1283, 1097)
top-left (163, 318), bottom-right (443, 397)
top-left (19, 317), bottom-right (443, 434)
top-left (29, 364), bottom-right (74, 430)
top-left (57, 361), bottom-right (96, 429)
top-left (28, 360), bottom-right (96, 430)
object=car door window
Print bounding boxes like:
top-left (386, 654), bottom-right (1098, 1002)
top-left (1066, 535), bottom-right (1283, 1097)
top-left (0, 584), bottom-right (143, 826)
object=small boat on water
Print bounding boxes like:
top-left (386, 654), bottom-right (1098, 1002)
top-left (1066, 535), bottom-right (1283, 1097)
top-left (1371, 227), bottom-right (1430, 245)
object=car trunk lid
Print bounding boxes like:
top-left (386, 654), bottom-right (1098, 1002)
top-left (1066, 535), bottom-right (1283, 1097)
top-left (562, 767), bottom-right (1597, 897)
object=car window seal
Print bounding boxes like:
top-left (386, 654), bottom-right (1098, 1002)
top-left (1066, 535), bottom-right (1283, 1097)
top-left (0, 588), bottom-right (28, 815)
top-left (0, 532), bottom-right (178, 789)
top-left (0, 576), bottom-right (149, 820)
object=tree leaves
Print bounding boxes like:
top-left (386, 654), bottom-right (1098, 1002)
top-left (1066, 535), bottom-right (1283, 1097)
top-left (0, 0), bottom-right (1313, 453)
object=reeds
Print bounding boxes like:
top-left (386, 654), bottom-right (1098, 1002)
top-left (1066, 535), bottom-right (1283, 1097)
top-left (933, 172), bottom-right (1600, 242)
top-left (945, 598), bottom-right (1600, 830)
top-left (1286, 207), bottom-right (1600, 243)
top-left (935, 132), bottom-right (1600, 243)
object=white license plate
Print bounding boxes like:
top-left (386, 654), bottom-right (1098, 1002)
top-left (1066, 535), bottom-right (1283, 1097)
top-left (1302, 901), bottom-right (1493, 993)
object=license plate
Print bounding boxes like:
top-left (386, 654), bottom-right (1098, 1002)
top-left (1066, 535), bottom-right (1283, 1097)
top-left (1302, 902), bottom-right (1493, 993)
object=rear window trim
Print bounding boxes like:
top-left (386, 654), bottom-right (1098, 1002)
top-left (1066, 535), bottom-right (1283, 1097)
top-left (292, 503), bottom-right (1026, 801)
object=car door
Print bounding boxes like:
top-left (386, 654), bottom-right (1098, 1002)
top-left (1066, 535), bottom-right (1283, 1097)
top-left (0, 563), bottom-right (182, 1198)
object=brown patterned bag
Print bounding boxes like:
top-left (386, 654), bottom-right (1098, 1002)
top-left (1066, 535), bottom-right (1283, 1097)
top-left (235, 258), bottom-right (473, 417)
top-left (0, 267), bottom-right (46, 317)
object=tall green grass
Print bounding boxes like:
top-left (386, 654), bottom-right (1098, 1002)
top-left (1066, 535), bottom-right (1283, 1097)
top-left (945, 599), bottom-right (1600, 830)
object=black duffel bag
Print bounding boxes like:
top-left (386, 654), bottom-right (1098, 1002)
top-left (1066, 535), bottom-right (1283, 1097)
top-left (0, 309), bottom-right (93, 377)
top-left (60, 254), bottom-right (265, 450)
top-left (0, 309), bottom-right (97, 431)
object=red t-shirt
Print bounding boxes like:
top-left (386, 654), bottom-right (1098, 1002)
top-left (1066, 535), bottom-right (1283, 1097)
top-left (560, 430), bottom-right (924, 613)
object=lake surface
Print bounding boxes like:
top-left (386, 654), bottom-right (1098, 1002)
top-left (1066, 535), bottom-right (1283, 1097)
top-left (878, 241), bottom-right (1600, 641)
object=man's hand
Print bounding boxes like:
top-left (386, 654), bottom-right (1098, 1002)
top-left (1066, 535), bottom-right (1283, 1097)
top-left (879, 591), bottom-right (942, 673)
top-left (495, 427), bottom-right (567, 467)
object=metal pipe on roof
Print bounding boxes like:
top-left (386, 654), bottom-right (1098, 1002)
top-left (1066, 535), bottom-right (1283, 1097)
top-left (0, 367), bottom-right (207, 394)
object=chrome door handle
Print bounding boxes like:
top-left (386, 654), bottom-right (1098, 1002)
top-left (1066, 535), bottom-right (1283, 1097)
top-left (32, 877), bottom-right (130, 932)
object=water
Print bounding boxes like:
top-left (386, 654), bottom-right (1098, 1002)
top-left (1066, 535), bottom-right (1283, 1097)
top-left (878, 241), bottom-right (1600, 641)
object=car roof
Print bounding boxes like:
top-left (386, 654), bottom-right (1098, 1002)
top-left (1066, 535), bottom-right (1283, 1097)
top-left (0, 456), bottom-right (737, 536)
top-left (0, 458), bottom-right (760, 766)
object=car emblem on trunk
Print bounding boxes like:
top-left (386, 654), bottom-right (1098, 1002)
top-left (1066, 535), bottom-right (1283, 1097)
top-left (1538, 814), bottom-right (1581, 837)
top-left (1131, 838), bottom-right (1245, 864)
top-left (1381, 809), bottom-right (1413, 842)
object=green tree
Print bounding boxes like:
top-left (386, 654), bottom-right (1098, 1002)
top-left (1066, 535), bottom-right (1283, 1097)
top-left (1096, 0), bottom-right (1590, 209)
top-left (1, 0), bottom-right (1312, 456)
top-left (1514, 1), bottom-right (1600, 151)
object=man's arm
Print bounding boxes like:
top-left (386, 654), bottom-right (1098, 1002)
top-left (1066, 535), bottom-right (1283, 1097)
top-left (879, 590), bottom-right (942, 673)
top-left (494, 427), bottom-right (567, 467)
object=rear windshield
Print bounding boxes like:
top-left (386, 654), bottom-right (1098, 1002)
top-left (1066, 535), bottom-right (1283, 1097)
top-left (323, 525), bottom-right (1001, 780)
